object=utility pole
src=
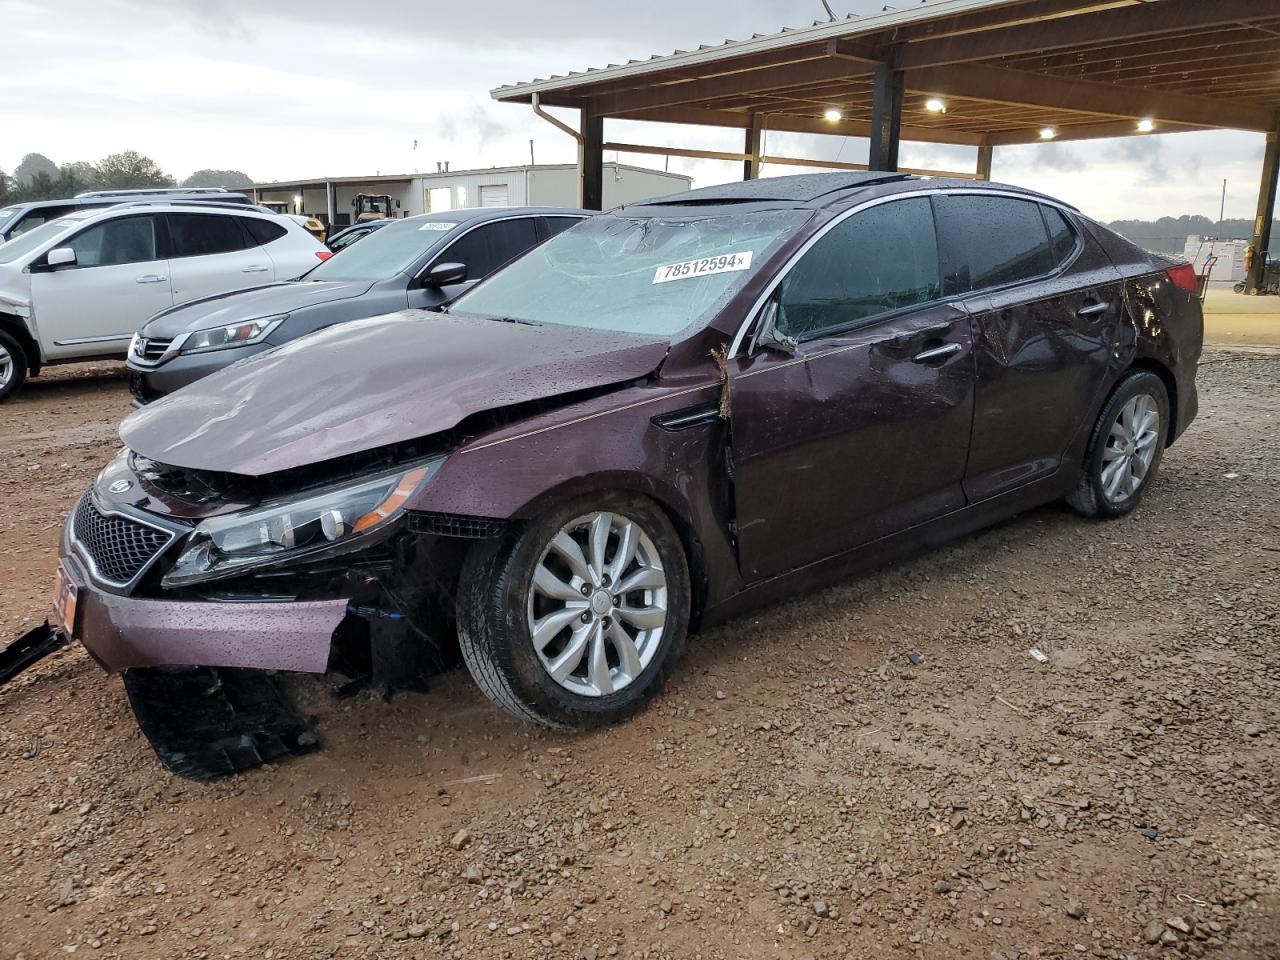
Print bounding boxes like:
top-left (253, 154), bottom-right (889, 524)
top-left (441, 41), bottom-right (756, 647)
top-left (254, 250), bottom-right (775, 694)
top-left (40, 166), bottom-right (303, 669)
top-left (529, 140), bottom-right (535, 165)
top-left (1219, 179), bottom-right (1227, 231)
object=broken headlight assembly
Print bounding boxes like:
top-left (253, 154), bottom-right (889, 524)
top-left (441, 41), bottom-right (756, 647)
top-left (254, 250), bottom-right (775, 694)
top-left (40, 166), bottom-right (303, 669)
top-left (162, 458), bottom-right (443, 586)
top-left (180, 315), bottom-right (287, 354)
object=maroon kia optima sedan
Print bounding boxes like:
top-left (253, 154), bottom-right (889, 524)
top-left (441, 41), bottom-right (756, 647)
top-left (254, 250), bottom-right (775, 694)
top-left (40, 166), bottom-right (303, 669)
top-left (58, 173), bottom-right (1202, 741)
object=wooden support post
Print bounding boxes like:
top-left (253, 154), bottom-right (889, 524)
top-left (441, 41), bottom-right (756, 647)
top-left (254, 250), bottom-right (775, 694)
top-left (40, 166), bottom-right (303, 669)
top-left (976, 145), bottom-right (993, 181)
top-left (1246, 130), bottom-right (1278, 294)
top-left (744, 114), bottom-right (764, 180)
top-left (868, 62), bottom-right (903, 172)
top-left (580, 106), bottom-right (604, 210)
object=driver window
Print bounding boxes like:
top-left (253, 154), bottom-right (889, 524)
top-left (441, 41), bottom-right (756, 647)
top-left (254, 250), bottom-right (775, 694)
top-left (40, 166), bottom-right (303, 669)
top-left (65, 216), bottom-right (159, 268)
top-left (775, 197), bottom-right (939, 339)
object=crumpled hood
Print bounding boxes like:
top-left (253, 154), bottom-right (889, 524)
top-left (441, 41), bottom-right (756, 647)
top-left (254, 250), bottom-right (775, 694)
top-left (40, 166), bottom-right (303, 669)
top-left (121, 310), bottom-right (670, 475)
top-left (140, 280), bottom-right (374, 339)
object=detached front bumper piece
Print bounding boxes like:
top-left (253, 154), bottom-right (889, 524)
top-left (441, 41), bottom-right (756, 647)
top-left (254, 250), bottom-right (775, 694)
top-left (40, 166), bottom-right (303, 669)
top-left (123, 666), bottom-right (320, 780)
top-left (0, 621), bottom-right (68, 686)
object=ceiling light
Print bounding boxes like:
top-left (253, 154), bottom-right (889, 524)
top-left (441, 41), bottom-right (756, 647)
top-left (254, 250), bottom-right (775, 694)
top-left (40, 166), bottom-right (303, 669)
top-left (1038, 127), bottom-right (1057, 140)
top-left (924, 98), bottom-right (946, 113)
top-left (1136, 117), bottom-right (1155, 132)
top-left (824, 108), bottom-right (843, 122)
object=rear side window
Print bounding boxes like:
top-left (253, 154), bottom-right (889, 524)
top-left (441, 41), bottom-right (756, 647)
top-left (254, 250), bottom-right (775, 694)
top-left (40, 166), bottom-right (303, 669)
top-left (241, 217), bottom-right (288, 246)
top-left (541, 216), bottom-right (581, 239)
top-left (934, 195), bottom-right (1055, 294)
top-left (776, 196), bottom-right (940, 339)
top-left (167, 213), bottom-right (253, 258)
top-left (1041, 205), bottom-right (1078, 265)
top-left (65, 216), bottom-right (159, 267)
top-left (439, 218), bottom-right (539, 279)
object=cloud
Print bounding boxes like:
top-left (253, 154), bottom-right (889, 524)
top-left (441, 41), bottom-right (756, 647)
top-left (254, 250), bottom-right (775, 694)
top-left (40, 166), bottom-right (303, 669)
top-left (1030, 143), bottom-right (1086, 173)
top-left (1104, 137), bottom-right (1168, 180)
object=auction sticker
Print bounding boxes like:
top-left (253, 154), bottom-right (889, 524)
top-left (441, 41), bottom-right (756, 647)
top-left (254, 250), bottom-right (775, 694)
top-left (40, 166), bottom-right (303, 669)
top-left (652, 251), bottom-right (753, 284)
top-left (419, 222), bottom-right (454, 231)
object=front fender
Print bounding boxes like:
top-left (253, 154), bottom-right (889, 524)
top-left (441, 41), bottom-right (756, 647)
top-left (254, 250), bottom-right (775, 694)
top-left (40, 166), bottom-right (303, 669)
top-left (410, 379), bottom-right (743, 608)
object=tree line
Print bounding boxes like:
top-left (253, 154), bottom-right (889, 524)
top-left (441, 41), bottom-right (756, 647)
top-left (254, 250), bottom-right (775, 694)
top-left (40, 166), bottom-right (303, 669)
top-left (0, 151), bottom-right (252, 206)
top-left (1107, 214), bottom-right (1279, 256)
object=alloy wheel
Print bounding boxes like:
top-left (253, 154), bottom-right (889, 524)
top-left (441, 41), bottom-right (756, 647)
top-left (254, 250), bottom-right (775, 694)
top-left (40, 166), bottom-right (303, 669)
top-left (1101, 393), bottom-right (1161, 503)
top-left (0, 344), bottom-right (12, 390)
top-left (526, 511), bottom-right (668, 697)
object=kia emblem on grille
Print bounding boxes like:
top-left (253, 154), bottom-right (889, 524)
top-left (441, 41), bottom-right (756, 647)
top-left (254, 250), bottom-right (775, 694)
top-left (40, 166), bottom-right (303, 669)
top-left (109, 479), bottom-right (133, 494)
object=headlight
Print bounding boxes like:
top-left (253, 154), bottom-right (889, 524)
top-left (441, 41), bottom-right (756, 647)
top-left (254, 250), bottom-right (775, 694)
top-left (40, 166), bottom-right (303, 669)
top-left (180, 315), bottom-right (287, 354)
top-left (162, 458), bottom-right (442, 586)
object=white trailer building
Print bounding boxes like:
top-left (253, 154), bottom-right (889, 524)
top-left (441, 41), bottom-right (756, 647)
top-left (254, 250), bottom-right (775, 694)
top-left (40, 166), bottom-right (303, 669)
top-left (252, 163), bottom-right (691, 229)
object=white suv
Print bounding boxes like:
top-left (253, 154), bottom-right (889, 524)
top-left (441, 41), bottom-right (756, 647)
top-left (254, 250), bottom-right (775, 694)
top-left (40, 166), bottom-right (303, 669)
top-left (0, 203), bottom-right (328, 401)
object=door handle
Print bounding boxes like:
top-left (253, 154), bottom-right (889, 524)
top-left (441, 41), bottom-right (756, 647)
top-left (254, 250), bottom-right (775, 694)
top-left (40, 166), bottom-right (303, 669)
top-left (912, 342), bottom-right (962, 363)
top-left (242, 264), bottom-right (270, 273)
top-left (1076, 300), bottom-right (1110, 317)
top-left (135, 275), bottom-right (168, 284)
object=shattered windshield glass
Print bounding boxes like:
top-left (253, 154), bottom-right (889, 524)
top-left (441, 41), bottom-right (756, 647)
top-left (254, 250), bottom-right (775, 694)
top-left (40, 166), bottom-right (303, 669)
top-left (451, 209), bottom-right (811, 337)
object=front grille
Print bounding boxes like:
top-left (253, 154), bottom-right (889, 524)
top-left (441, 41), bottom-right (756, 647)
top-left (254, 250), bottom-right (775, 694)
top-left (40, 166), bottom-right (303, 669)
top-left (133, 336), bottom-right (173, 363)
top-left (72, 495), bottom-right (172, 585)
top-left (128, 371), bottom-right (161, 405)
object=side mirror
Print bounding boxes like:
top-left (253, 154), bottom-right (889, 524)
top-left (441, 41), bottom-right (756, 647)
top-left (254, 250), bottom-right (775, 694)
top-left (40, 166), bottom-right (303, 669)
top-left (424, 262), bottom-right (467, 287)
top-left (749, 298), bottom-right (798, 356)
top-left (46, 247), bottom-right (77, 268)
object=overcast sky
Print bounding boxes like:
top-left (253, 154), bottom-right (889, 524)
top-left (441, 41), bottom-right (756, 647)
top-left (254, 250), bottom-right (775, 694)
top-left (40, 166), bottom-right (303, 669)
top-left (1, 0), bottom-right (1269, 222)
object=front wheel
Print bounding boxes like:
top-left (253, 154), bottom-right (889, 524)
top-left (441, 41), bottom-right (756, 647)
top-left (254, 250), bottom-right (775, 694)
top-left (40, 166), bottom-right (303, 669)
top-left (0, 329), bottom-right (29, 403)
top-left (457, 492), bottom-right (690, 727)
top-left (1067, 370), bottom-right (1169, 519)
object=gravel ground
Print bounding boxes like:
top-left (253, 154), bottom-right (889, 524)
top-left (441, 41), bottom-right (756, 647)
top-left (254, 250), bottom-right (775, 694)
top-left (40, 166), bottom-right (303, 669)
top-left (1, 354), bottom-right (1277, 960)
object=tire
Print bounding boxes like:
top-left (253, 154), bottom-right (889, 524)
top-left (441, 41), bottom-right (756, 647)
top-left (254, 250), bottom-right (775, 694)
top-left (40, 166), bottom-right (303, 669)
top-left (0, 329), bottom-right (28, 403)
top-left (1067, 370), bottom-right (1169, 519)
top-left (457, 491), bottom-right (691, 727)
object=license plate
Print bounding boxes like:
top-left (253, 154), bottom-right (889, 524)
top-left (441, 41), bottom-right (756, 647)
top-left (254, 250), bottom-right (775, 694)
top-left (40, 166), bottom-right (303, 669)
top-left (54, 563), bottom-right (79, 637)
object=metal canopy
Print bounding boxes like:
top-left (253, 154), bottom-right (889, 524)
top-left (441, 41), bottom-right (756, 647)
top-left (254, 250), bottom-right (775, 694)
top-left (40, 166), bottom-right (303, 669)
top-left (492, 0), bottom-right (1280, 293)
top-left (493, 0), bottom-right (1279, 142)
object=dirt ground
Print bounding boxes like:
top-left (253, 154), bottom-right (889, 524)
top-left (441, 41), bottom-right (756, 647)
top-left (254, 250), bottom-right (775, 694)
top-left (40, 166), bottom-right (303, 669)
top-left (1, 353), bottom-right (1277, 960)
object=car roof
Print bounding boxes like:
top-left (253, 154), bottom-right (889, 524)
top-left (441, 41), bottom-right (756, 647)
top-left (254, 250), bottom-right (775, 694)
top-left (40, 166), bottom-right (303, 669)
top-left (404, 206), bottom-right (593, 227)
top-left (636, 172), bottom-right (915, 208)
top-left (620, 173), bottom-right (1076, 217)
top-left (1, 198), bottom-right (115, 214)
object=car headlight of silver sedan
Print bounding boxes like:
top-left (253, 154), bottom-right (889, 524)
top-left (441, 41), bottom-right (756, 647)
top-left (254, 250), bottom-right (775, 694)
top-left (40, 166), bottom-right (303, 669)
top-left (180, 314), bottom-right (287, 354)
top-left (162, 458), bottom-right (443, 586)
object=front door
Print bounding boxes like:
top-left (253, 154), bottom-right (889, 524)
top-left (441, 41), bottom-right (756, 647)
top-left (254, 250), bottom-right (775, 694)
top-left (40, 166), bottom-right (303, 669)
top-left (932, 194), bottom-right (1126, 501)
top-left (730, 196), bottom-right (976, 582)
top-left (30, 213), bottom-right (172, 360)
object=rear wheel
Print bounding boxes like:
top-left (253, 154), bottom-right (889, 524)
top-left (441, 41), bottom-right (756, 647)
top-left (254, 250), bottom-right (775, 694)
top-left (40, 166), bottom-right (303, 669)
top-left (0, 329), bottom-right (29, 403)
top-left (457, 492), bottom-right (690, 727)
top-left (1067, 370), bottom-right (1169, 519)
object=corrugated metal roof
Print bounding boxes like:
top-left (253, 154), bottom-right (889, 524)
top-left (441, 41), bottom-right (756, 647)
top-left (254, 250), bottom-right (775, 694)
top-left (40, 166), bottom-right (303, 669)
top-left (491, 0), bottom-right (1020, 99)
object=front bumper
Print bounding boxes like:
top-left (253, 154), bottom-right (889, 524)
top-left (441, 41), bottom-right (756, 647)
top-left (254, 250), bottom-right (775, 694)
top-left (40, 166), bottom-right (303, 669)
top-left (59, 498), bottom-right (349, 674)
top-left (127, 341), bottom-right (275, 403)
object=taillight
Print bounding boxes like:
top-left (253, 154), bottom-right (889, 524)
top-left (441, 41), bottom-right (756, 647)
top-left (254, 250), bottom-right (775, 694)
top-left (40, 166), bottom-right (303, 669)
top-left (1166, 262), bottom-right (1197, 293)
top-left (315, 250), bottom-right (333, 261)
